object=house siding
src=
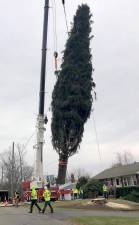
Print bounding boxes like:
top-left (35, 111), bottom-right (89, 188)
top-left (102, 174), bottom-right (138, 188)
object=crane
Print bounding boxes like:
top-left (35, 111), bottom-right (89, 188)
top-left (34, 0), bottom-right (67, 181)
top-left (35, 0), bottom-right (49, 180)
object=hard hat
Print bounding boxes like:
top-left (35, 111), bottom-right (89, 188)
top-left (44, 186), bottom-right (48, 190)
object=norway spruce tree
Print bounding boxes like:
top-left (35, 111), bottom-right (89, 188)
top-left (51, 4), bottom-right (95, 184)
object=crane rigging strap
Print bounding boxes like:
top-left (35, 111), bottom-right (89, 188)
top-left (59, 160), bottom-right (68, 166)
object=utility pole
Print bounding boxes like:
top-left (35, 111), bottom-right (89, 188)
top-left (11, 142), bottom-right (14, 197)
top-left (17, 144), bottom-right (23, 194)
top-left (35, 0), bottom-right (49, 179)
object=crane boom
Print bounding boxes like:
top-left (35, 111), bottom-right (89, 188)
top-left (35, 0), bottom-right (49, 179)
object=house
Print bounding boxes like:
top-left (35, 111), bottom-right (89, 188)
top-left (93, 162), bottom-right (139, 187)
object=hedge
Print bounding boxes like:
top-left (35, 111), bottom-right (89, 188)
top-left (116, 186), bottom-right (139, 198)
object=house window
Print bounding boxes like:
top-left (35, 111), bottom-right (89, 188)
top-left (123, 178), bottom-right (127, 186)
top-left (132, 175), bottom-right (137, 186)
top-left (127, 176), bottom-right (132, 186)
top-left (116, 179), bottom-right (119, 185)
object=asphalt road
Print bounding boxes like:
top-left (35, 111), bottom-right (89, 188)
top-left (0, 206), bottom-right (67, 225)
top-left (0, 206), bottom-right (139, 225)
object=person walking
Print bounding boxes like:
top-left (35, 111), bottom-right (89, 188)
top-left (42, 186), bottom-right (53, 213)
top-left (28, 186), bottom-right (42, 213)
top-left (14, 191), bottom-right (20, 207)
top-left (103, 183), bottom-right (109, 199)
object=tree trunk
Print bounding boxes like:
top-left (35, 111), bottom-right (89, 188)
top-left (57, 156), bottom-right (68, 185)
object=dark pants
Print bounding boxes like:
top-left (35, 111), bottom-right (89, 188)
top-left (42, 201), bottom-right (53, 213)
top-left (103, 191), bottom-right (109, 199)
top-left (74, 193), bottom-right (77, 200)
top-left (29, 200), bottom-right (41, 213)
top-left (15, 197), bottom-right (19, 207)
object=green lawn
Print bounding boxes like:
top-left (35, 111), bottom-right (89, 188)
top-left (71, 216), bottom-right (139, 225)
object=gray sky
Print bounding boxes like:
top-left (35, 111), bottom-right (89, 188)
top-left (0, 0), bottom-right (139, 177)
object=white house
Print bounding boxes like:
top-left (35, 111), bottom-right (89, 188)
top-left (93, 162), bottom-right (139, 187)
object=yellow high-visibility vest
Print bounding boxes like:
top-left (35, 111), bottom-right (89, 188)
top-left (103, 185), bottom-right (108, 192)
top-left (31, 189), bottom-right (37, 200)
top-left (43, 189), bottom-right (51, 201)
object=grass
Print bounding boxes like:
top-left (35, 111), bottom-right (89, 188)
top-left (71, 216), bottom-right (139, 225)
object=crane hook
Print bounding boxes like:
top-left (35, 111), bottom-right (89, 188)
top-left (54, 51), bottom-right (58, 72)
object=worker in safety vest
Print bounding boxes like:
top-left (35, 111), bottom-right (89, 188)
top-left (42, 186), bottom-right (53, 213)
top-left (28, 186), bottom-right (42, 213)
top-left (73, 188), bottom-right (78, 200)
top-left (103, 183), bottom-right (109, 199)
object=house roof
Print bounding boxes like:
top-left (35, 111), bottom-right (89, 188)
top-left (93, 162), bottom-right (139, 180)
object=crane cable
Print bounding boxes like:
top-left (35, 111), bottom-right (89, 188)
top-left (62, 0), bottom-right (69, 36)
top-left (52, 0), bottom-right (69, 73)
top-left (23, 131), bottom-right (36, 151)
top-left (91, 111), bottom-right (104, 169)
top-left (52, 0), bottom-right (58, 52)
top-left (52, 0), bottom-right (59, 72)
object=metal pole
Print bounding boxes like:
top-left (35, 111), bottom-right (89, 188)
top-left (39, 0), bottom-right (49, 115)
top-left (35, 0), bottom-right (49, 179)
top-left (11, 142), bottom-right (14, 197)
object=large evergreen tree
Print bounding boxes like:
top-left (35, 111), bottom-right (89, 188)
top-left (51, 4), bottom-right (95, 184)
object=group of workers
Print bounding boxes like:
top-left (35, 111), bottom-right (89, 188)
top-left (13, 186), bottom-right (83, 213)
top-left (60, 188), bottom-right (83, 200)
top-left (14, 184), bottom-right (108, 213)
top-left (9, 182), bottom-right (110, 215)
top-left (29, 185), bottom-right (53, 213)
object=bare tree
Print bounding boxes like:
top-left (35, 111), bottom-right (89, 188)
top-left (16, 144), bottom-right (26, 181)
top-left (0, 144), bottom-right (33, 196)
top-left (22, 164), bottom-right (34, 181)
top-left (112, 151), bottom-right (134, 167)
top-left (123, 151), bottom-right (134, 165)
top-left (67, 168), bottom-right (90, 182)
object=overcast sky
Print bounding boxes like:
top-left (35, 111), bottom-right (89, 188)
top-left (0, 0), bottom-right (139, 177)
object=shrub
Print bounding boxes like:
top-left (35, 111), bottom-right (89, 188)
top-left (82, 179), bottom-right (103, 198)
top-left (116, 186), bottom-right (139, 199)
top-left (123, 190), bottom-right (139, 203)
top-left (76, 176), bottom-right (90, 190)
